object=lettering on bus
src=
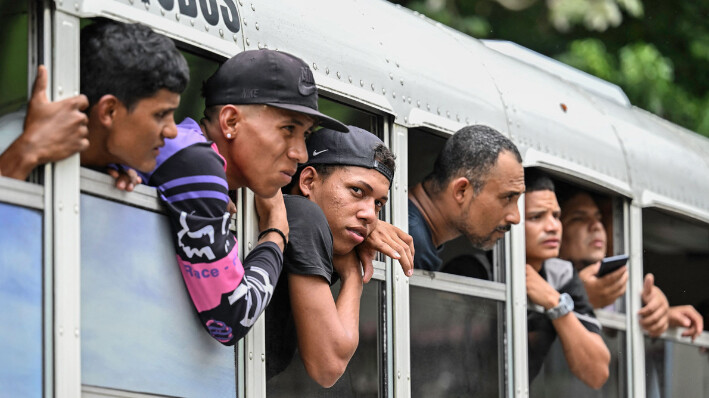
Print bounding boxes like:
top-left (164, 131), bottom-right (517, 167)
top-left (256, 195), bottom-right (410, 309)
top-left (150, 0), bottom-right (241, 33)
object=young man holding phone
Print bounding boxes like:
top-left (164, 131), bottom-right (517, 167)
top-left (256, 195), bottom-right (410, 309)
top-left (558, 190), bottom-right (703, 339)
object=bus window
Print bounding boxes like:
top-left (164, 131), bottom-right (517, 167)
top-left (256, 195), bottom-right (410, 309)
top-left (80, 194), bottom-right (237, 397)
top-left (265, 99), bottom-right (386, 396)
top-left (0, 202), bottom-right (43, 397)
top-left (174, 50), bottom-right (221, 124)
top-left (408, 128), bottom-right (500, 282)
top-left (0, 2), bottom-right (28, 157)
top-left (410, 286), bottom-right (503, 397)
top-left (642, 208), bottom-right (709, 398)
top-left (528, 175), bottom-right (628, 397)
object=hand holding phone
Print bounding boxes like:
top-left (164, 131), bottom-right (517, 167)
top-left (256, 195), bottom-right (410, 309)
top-left (596, 254), bottom-right (629, 277)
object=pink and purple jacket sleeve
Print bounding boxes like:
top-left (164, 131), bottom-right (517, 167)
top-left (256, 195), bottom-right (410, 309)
top-left (141, 118), bottom-right (283, 345)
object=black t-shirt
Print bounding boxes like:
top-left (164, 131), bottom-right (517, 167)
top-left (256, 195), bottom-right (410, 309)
top-left (265, 195), bottom-right (334, 379)
top-left (527, 258), bottom-right (601, 381)
top-left (409, 198), bottom-right (444, 271)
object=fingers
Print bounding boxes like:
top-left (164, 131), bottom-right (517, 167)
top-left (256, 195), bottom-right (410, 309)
top-left (641, 273), bottom-right (654, 301)
top-left (579, 262), bottom-right (601, 280)
top-left (109, 168), bottom-right (142, 191)
top-left (31, 65), bottom-right (49, 104)
top-left (362, 257), bottom-right (374, 284)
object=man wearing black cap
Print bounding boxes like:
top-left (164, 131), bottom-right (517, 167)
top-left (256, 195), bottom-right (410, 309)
top-left (139, 49), bottom-right (348, 346)
top-left (265, 125), bottom-right (406, 388)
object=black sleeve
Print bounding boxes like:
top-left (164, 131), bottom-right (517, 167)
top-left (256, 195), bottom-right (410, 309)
top-left (283, 195), bottom-right (334, 283)
top-left (149, 142), bottom-right (283, 346)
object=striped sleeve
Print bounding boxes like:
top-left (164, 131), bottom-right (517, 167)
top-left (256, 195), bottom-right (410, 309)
top-left (148, 129), bottom-right (283, 346)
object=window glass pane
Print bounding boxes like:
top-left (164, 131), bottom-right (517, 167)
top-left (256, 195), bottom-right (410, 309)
top-left (318, 98), bottom-right (379, 136)
top-left (410, 286), bottom-right (503, 397)
top-left (0, 2), bottom-right (28, 153)
top-left (645, 337), bottom-right (709, 397)
top-left (530, 327), bottom-right (627, 397)
top-left (643, 209), bottom-right (709, 327)
top-left (80, 195), bottom-right (236, 397)
top-left (0, 202), bottom-right (42, 397)
top-left (266, 280), bottom-right (381, 397)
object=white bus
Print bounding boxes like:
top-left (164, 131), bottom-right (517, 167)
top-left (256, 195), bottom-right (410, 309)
top-left (1, 0), bottom-right (708, 397)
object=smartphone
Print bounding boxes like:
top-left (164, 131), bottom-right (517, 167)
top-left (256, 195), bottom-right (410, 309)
top-left (596, 254), bottom-right (629, 277)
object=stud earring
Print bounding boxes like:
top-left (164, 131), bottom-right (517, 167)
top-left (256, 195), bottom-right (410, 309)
top-left (226, 133), bottom-right (232, 139)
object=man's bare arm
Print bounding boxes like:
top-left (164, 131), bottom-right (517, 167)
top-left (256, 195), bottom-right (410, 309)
top-left (288, 251), bottom-right (363, 387)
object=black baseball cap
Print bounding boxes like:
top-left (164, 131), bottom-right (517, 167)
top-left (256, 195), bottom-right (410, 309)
top-left (202, 49), bottom-right (347, 132)
top-left (303, 125), bottom-right (394, 184)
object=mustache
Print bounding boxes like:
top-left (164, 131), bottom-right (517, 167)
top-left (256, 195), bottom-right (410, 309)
top-left (495, 224), bottom-right (511, 233)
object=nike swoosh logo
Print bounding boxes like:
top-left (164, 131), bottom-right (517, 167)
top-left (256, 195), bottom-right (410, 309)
top-left (313, 149), bottom-right (328, 156)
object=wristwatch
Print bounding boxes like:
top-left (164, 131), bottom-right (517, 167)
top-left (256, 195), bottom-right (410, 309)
top-left (546, 292), bottom-right (574, 320)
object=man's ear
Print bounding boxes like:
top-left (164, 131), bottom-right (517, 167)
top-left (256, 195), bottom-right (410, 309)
top-left (219, 105), bottom-right (240, 140)
top-left (298, 166), bottom-right (318, 198)
top-left (94, 94), bottom-right (120, 128)
top-left (450, 176), bottom-right (471, 205)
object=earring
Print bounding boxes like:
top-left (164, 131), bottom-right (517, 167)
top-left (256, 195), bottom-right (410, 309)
top-left (226, 133), bottom-right (232, 139)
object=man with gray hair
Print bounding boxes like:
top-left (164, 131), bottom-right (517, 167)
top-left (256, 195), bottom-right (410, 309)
top-left (408, 125), bottom-right (525, 271)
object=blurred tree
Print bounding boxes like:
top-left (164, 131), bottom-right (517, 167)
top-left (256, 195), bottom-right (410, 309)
top-left (392, 0), bottom-right (709, 136)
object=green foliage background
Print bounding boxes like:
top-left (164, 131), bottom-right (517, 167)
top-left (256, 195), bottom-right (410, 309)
top-left (391, 0), bottom-right (709, 137)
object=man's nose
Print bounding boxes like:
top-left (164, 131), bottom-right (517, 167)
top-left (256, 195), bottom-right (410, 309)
top-left (507, 205), bottom-right (521, 225)
top-left (163, 120), bottom-right (178, 139)
top-left (288, 137), bottom-right (308, 163)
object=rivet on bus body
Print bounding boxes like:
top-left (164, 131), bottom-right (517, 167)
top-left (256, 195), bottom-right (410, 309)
top-left (396, 61), bottom-right (400, 68)
top-left (325, 67), bottom-right (330, 75)
top-left (175, 13), bottom-right (180, 21)
top-left (370, 83), bottom-right (375, 91)
top-left (392, 91), bottom-right (396, 98)
top-left (382, 88), bottom-right (386, 95)
top-left (336, 71), bottom-right (341, 79)
top-left (257, 42), bottom-right (262, 49)
top-left (395, 182), bottom-right (399, 189)
top-left (59, 326), bottom-right (64, 336)
top-left (456, 114), bottom-right (460, 122)
top-left (190, 19), bottom-right (195, 26)
top-left (261, 353), bottom-right (265, 362)
top-left (246, 38), bottom-right (250, 46)
top-left (446, 111), bottom-right (450, 118)
top-left (251, 3), bottom-right (256, 11)
top-left (404, 117), bottom-right (408, 123)
top-left (160, 8), bottom-right (165, 16)
top-left (238, 0), bottom-right (243, 5)
top-left (348, 76), bottom-right (352, 83)
top-left (402, 96), bottom-right (406, 103)
top-left (248, 242), bottom-right (252, 250)
top-left (243, 19), bottom-right (247, 26)
top-left (385, 58), bottom-right (389, 63)
top-left (397, 371), bottom-right (401, 379)
top-left (144, 2), bottom-right (149, 10)
top-left (408, 97), bottom-right (412, 104)
top-left (389, 73), bottom-right (393, 80)
top-left (58, 0), bottom-right (62, 5)
top-left (74, 204), bottom-right (78, 214)
top-left (416, 100), bottom-right (420, 107)
top-left (58, 202), bottom-right (63, 211)
top-left (255, 22), bottom-right (259, 30)
top-left (204, 25), bottom-right (209, 32)
top-left (232, 34), bottom-right (238, 43)
top-left (436, 107), bottom-right (440, 115)
top-left (75, 3), bottom-right (79, 11)
top-left (58, 86), bottom-right (63, 95)
top-left (400, 79), bottom-right (404, 86)
top-left (74, 328), bottom-right (79, 337)
top-left (219, 29), bottom-right (224, 37)
top-left (312, 63), bottom-right (317, 70)
top-left (427, 104), bottom-right (431, 111)
top-left (249, 352), bottom-right (253, 360)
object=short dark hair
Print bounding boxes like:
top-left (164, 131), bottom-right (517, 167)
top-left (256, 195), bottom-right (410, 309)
top-left (524, 169), bottom-right (555, 194)
top-left (284, 144), bottom-right (396, 193)
top-left (80, 20), bottom-right (189, 111)
top-left (423, 125), bottom-right (522, 196)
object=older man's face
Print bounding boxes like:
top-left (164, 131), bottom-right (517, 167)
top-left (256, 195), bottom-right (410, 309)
top-left (455, 151), bottom-right (525, 250)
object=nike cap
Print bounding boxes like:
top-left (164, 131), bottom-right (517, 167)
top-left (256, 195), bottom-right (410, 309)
top-left (302, 125), bottom-right (394, 184)
top-left (202, 49), bottom-right (347, 132)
